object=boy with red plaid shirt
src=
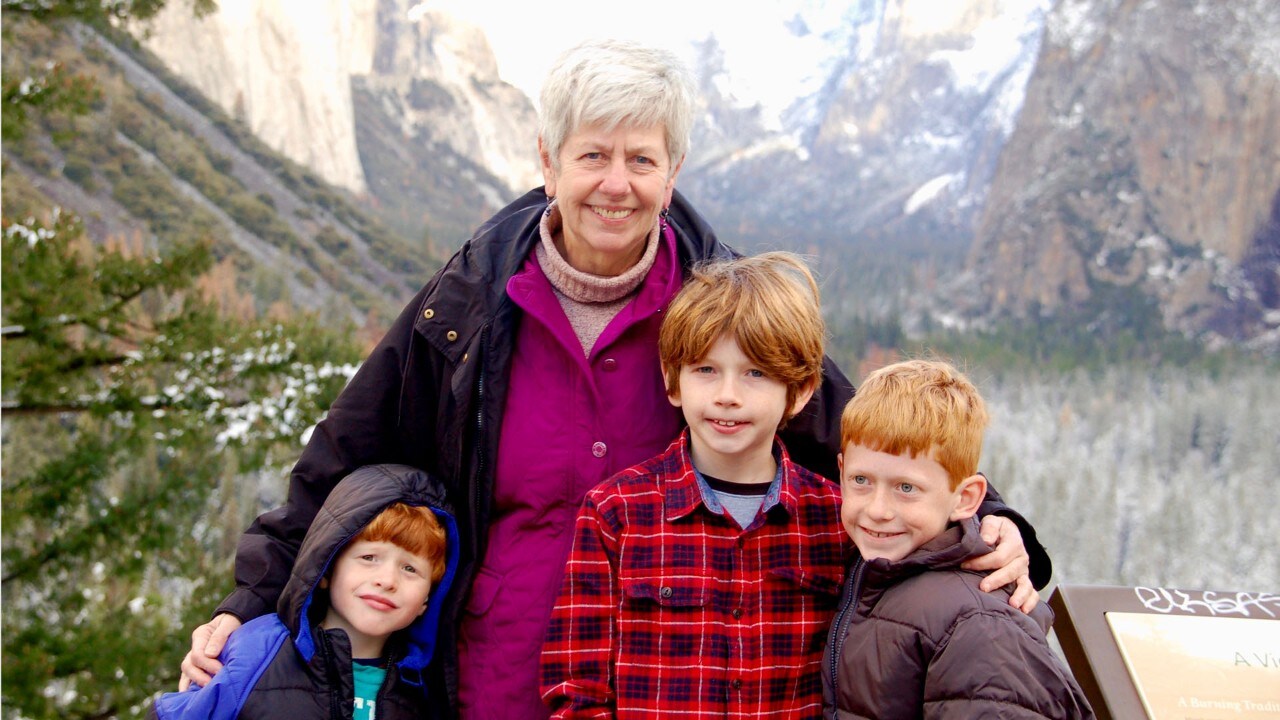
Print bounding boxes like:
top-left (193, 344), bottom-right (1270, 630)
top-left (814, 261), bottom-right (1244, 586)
top-left (540, 252), bottom-right (846, 719)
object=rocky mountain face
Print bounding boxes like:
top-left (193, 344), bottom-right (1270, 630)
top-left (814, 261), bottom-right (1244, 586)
top-left (3, 15), bottom-right (437, 328)
top-left (960, 0), bottom-right (1280, 349)
top-left (684, 0), bottom-right (1049, 261)
top-left (131, 0), bottom-right (1280, 349)
top-left (140, 0), bottom-right (539, 247)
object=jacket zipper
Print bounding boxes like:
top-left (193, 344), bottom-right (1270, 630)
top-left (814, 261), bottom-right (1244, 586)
top-left (374, 653), bottom-right (398, 720)
top-left (318, 631), bottom-right (346, 720)
top-left (827, 558), bottom-right (866, 690)
top-left (471, 324), bottom-right (490, 527)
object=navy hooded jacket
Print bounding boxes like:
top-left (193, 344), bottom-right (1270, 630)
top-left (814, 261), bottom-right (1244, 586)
top-left (150, 464), bottom-right (460, 720)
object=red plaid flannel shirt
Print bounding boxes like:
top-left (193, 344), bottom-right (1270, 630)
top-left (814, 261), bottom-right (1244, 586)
top-left (541, 431), bottom-right (849, 719)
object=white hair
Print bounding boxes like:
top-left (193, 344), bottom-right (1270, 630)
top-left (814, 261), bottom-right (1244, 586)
top-left (539, 39), bottom-right (695, 173)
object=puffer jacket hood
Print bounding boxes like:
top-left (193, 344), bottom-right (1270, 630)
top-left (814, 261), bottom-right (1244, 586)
top-left (277, 464), bottom-right (460, 678)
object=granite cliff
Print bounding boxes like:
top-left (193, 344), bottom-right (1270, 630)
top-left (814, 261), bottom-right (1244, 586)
top-left (141, 0), bottom-right (539, 246)
top-left (132, 0), bottom-right (1280, 348)
top-left (962, 0), bottom-right (1280, 348)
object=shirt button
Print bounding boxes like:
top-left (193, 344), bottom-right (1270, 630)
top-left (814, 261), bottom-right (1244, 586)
top-left (660, 586), bottom-right (673, 598)
top-left (732, 608), bottom-right (743, 619)
top-left (731, 679), bottom-right (742, 690)
top-left (602, 358), bottom-right (618, 371)
top-left (591, 441), bottom-right (607, 458)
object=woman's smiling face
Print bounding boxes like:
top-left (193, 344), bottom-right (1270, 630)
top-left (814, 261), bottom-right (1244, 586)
top-left (540, 122), bottom-right (683, 277)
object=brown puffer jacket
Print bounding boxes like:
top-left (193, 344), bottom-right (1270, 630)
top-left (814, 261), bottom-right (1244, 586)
top-left (822, 518), bottom-right (1094, 719)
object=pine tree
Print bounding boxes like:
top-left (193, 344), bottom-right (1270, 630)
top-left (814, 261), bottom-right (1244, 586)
top-left (1, 202), bottom-right (364, 720)
top-left (2, 3), bottom-right (364, 717)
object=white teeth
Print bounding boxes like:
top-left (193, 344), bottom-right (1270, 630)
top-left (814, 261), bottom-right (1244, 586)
top-left (713, 420), bottom-right (738, 427)
top-left (865, 529), bottom-right (896, 538)
top-left (594, 207), bottom-right (632, 219)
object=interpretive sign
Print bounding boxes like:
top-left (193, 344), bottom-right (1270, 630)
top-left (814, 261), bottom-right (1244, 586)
top-left (1049, 585), bottom-right (1280, 720)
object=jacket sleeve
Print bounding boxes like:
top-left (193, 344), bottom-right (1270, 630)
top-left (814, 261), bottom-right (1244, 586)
top-left (975, 480), bottom-right (1053, 589)
top-left (780, 354), bottom-right (854, 482)
top-left (923, 610), bottom-right (1096, 720)
top-left (540, 491), bottom-right (621, 719)
top-left (150, 617), bottom-right (289, 720)
top-left (216, 286), bottom-right (433, 621)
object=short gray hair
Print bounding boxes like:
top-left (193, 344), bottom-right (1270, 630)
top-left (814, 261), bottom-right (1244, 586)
top-left (539, 39), bottom-right (695, 172)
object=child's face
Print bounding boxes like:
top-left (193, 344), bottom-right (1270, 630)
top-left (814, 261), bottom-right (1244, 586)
top-left (838, 444), bottom-right (976, 562)
top-left (321, 539), bottom-right (434, 658)
top-left (668, 333), bottom-right (811, 481)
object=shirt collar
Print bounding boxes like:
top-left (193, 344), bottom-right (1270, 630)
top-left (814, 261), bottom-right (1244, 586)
top-left (665, 430), bottom-right (798, 522)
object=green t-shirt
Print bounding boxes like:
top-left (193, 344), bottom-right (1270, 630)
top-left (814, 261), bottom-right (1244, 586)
top-left (352, 660), bottom-right (387, 720)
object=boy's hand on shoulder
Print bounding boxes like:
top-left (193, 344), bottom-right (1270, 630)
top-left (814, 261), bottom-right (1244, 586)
top-left (179, 613), bottom-right (242, 690)
top-left (961, 516), bottom-right (1039, 613)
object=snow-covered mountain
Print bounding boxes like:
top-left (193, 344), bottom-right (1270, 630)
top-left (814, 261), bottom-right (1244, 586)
top-left (133, 0), bottom-right (1280, 348)
top-left (684, 0), bottom-right (1050, 264)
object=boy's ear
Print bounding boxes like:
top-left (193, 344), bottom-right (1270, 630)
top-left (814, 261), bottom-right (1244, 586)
top-left (319, 576), bottom-right (329, 589)
top-left (663, 366), bottom-right (682, 408)
top-left (949, 474), bottom-right (987, 521)
top-left (787, 379), bottom-right (819, 418)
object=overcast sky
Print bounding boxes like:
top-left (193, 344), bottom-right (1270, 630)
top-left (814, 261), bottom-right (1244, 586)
top-left (424, 0), bottom-right (842, 116)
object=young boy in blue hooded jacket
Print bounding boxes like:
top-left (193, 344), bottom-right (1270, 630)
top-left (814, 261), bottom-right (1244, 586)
top-left (150, 464), bottom-right (459, 720)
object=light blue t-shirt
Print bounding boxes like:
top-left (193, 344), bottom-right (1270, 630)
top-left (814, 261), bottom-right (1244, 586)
top-left (352, 660), bottom-right (387, 720)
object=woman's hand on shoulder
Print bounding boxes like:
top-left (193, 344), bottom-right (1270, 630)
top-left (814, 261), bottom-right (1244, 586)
top-left (961, 515), bottom-right (1039, 613)
top-left (178, 613), bottom-right (243, 690)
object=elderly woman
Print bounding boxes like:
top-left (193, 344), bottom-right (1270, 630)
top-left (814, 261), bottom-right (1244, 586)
top-left (180, 40), bottom-right (1049, 719)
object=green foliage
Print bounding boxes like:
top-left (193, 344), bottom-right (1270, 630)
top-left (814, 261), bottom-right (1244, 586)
top-left (1, 212), bottom-right (363, 719)
top-left (1, 0), bottom-right (216, 24)
top-left (910, 283), bottom-right (1234, 375)
top-left (1, 61), bottom-right (100, 142)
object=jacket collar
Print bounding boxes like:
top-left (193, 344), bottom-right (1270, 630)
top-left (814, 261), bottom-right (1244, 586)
top-left (411, 187), bottom-right (730, 362)
top-left (859, 516), bottom-right (990, 594)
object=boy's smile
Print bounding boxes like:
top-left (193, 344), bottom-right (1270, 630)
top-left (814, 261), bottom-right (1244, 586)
top-left (669, 333), bottom-right (812, 483)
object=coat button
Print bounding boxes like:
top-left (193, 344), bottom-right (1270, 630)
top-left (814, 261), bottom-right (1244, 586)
top-left (423, 308), bottom-right (434, 319)
top-left (591, 441), bottom-right (607, 458)
top-left (660, 586), bottom-right (673, 598)
top-left (602, 358), bottom-right (618, 371)
top-left (446, 330), bottom-right (458, 342)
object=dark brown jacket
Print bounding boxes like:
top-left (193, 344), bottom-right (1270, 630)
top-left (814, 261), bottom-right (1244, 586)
top-left (823, 517), bottom-right (1092, 719)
